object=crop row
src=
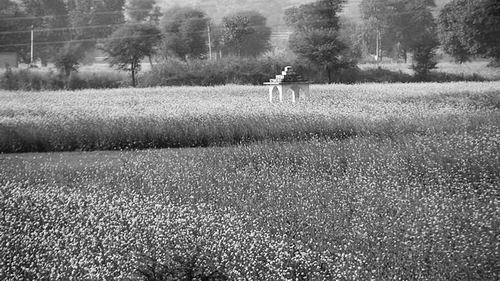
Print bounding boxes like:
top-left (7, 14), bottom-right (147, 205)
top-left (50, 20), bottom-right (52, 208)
top-left (1, 82), bottom-right (500, 152)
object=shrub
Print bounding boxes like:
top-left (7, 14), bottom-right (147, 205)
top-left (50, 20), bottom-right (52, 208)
top-left (0, 69), bottom-right (124, 91)
top-left (68, 72), bottom-right (124, 90)
top-left (139, 56), bottom-right (297, 87)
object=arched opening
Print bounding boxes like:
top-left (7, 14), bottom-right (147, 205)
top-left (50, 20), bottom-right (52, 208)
top-left (269, 86), bottom-right (280, 103)
top-left (286, 86), bottom-right (300, 102)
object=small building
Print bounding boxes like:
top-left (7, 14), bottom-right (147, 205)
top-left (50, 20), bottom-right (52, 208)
top-left (264, 66), bottom-right (310, 103)
top-left (0, 52), bottom-right (18, 68)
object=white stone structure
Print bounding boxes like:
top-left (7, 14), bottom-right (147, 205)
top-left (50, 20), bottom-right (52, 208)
top-left (264, 66), bottom-right (310, 103)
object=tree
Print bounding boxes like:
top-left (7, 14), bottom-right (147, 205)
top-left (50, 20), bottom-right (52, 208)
top-left (21, 0), bottom-right (70, 65)
top-left (359, 0), bottom-right (392, 61)
top-left (55, 42), bottom-right (85, 77)
top-left (339, 17), bottom-right (363, 62)
top-left (103, 24), bottom-right (161, 87)
top-left (438, 0), bottom-right (500, 64)
top-left (221, 11), bottom-right (271, 57)
top-left (437, 0), bottom-right (470, 63)
top-left (160, 7), bottom-right (209, 60)
top-left (66, 0), bottom-right (125, 44)
top-left (411, 32), bottom-right (439, 77)
top-left (466, 0), bottom-right (500, 63)
top-left (285, 0), bottom-right (347, 83)
top-left (389, 0), bottom-right (437, 63)
top-left (359, 0), bottom-right (437, 63)
top-left (0, 0), bottom-right (32, 61)
top-left (125, 0), bottom-right (157, 23)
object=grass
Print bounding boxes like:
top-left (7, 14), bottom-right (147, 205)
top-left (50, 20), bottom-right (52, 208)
top-left (1, 83), bottom-right (499, 279)
top-left (1, 82), bottom-right (500, 153)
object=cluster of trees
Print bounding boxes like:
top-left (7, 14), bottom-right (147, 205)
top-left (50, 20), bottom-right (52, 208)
top-left (356, 0), bottom-right (439, 75)
top-left (1, 0), bottom-right (499, 86)
top-left (0, 0), bottom-right (126, 64)
top-left (356, 0), bottom-right (500, 74)
top-left (438, 0), bottom-right (500, 64)
top-left (0, 0), bottom-right (273, 86)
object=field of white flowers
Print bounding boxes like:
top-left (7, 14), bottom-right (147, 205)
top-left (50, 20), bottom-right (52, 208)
top-left (1, 82), bottom-right (499, 280)
top-left (1, 82), bottom-right (500, 152)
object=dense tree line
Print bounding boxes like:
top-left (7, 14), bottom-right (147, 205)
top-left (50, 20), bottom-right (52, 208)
top-left (438, 0), bottom-right (500, 64)
top-left (1, 0), bottom-right (499, 87)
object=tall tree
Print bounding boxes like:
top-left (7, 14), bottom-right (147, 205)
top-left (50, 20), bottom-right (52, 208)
top-left (0, 0), bottom-right (32, 62)
top-left (125, 0), bottom-right (156, 23)
top-left (437, 0), bottom-right (470, 63)
top-left (21, 0), bottom-right (69, 65)
top-left (438, 0), bottom-right (500, 64)
top-left (103, 23), bottom-right (161, 87)
top-left (389, 0), bottom-right (437, 63)
top-left (359, 0), bottom-right (392, 61)
top-left (160, 7), bottom-right (209, 60)
top-left (66, 0), bottom-right (125, 44)
top-left (359, 0), bottom-right (437, 63)
top-left (285, 0), bottom-right (347, 83)
top-left (221, 11), bottom-right (271, 57)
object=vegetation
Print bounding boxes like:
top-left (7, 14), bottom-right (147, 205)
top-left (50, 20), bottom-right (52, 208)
top-left (54, 42), bottom-right (85, 78)
top-left (2, 1), bottom-right (499, 280)
top-left (1, 82), bottom-right (499, 153)
top-left (220, 11), bottom-right (271, 57)
top-left (285, 0), bottom-right (349, 83)
top-left (0, 68), bottom-right (125, 91)
top-left (103, 24), bottom-right (161, 87)
top-left (359, 0), bottom-right (439, 76)
top-left (2, 0), bottom-right (498, 88)
top-left (160, 7), bottom-right (210, 60)
top-left (438, 0), bottom-right (500, 64)
top-left (67, 0), bottom-right (125, 43)
top-left (1, 91), bottom-right (499, 278)
top-left (125, 0), bottom-right (160, 24)
top-left (0, 0), bottom-right (33, 62)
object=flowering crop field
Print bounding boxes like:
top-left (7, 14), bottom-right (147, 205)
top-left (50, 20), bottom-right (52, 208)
top-left (1, 82), bottom-right (500, 280)
top-left (1, 82), bottom-right (500, 153)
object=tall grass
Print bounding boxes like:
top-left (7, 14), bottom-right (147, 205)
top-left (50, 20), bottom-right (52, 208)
top-left (1, 82), bottom-right (500, 153)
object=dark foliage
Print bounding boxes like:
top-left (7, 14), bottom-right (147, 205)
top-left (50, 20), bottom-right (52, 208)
top-left (137, 253), bottom-right (228, 281)
top-left (0, 0), bottom-right (32, 62)
top-left (54, 43), bottom-right (86, 77)
top-left (103, 23), bottom-right (161, 87)
top-left (160, 7), bottom-right (209, 60)
top-left (285, 0), bottom-right (349, 83)
top-left (0, 69), bottom-right (123, 91)
top-left (438, 0), bottom-right (500, 64)
top-left (220, 11), bottom-right (271, 57)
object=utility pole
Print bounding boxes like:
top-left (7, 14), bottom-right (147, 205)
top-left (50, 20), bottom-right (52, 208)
top-left (30, 25), bottom-right (34, 66)
top-left (375, 29), bottom-right (382, 63)
top-left (207, 21), bottom-right (212, 60)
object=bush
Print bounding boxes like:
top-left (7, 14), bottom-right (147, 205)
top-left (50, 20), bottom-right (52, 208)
top-left (68, 72), bottom-right (124, 90)
top-left (139, 56), bottom-right (297, 87)
top-left (0, 69), bottom-right (65, 91)
top-left (0, 69), bottom-right (124, 91)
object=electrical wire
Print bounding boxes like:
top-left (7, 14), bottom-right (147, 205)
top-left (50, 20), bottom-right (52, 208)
top-left (0, 8), bottom-right (153, 21)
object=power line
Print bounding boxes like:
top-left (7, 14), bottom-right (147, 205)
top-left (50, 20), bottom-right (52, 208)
top-left (0, 33), bottom-right (163, 48)
top-left (0, 8), bottom-right (153, 22)
top-left (0, 22), bottom-right (147, 35)
top-left (0, 30), bottom-right (292, 49)
top-left (0, 22), bottom-right (294, 36)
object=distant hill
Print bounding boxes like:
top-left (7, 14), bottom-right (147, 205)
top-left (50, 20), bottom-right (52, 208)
top-left (155, 0), bottom-right (452, 29)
